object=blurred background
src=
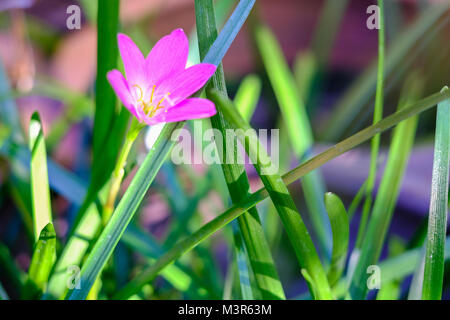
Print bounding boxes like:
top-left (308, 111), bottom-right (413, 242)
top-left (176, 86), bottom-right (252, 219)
top-left (0, 0), bottom-right (449, 299)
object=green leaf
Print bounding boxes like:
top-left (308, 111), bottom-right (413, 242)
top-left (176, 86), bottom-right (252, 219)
top-left (349, 76), bottom-right (422, 300)
top-left (210, 89), bottom-right (333, 299)
top-left (66, 122), bottom-right (184, 300)
top-left (422, 88), bottom-right (450, 300)
top-left (28, 112), bottom-right (52, 242)
top-left (92, 0), bottom-right (119, 160)
top-left (324, 192), bottom-right (349, 287)
top-left (114, 88), bottom-right (450, 299)
top-left (253, 22), bottom-right (332, 257)
top-left (122, 224), bottom-right (212, 298)
top-left (73, 0), bottom-right (128, 236)
top-left (44, 204), bottom-right (100, 299)
top-left (355, 0), bottom-right (385, 250)
top-left (293, 51), bottom-right (317, 103)
top-left (23, 223), bottom-right (56, 299)
top-left (51, 0), bottom-right (256, 300)
top-left (196, 0), bottom-right (285, 300)
top-left (234, 74), bottom-right (262, 121)
top-left (347, 180), bottom-right (367, 221)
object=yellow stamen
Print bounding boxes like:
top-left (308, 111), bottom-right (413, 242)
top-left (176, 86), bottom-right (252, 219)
top-left (132, 84), bottom-right (171, 118)
top-left (150, 85), bottom-right (156, 103)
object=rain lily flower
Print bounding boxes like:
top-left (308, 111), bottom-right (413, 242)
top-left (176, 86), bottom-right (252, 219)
top-left (107, 29), bottom-right (217, 126)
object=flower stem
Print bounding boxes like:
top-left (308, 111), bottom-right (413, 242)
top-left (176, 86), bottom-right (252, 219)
top-left (102, 119), bottom-right (143, 225)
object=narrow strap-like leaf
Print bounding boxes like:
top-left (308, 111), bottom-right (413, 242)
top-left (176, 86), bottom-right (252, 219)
top-left (66, 122), bottom-right (184, 300)
top-left (422, 88), bottom-right (450, 300)
top-left (253, 23), bottom-right (332, 256)
top-left (234, 74), bottom-right (261, 122)
top-left (210, 89), bottom-right (333, 299)
top-left (196, 0), bottom-right (285, 300)
top-left (324, 193), bottom-right (349, 288)
top-left (114, 89), bottom-right (450, 299)
top-left (356, 0), bottom-right (385, 250)
top-left (349, 76), bottom-right (423, 299)
top-left (23, 223), bottom-right (56, 299)
top-left (29, 112), bottom-right (52, 242)
top-left (65, 0), bottom-right (258, 300)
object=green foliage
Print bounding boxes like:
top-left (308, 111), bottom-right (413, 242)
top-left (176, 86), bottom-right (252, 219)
top-left (195, 0), bottom-right (285, 300)
top-left (349, 77), bottom-right (422, 299)
top-left (23, 223), bottom-right (56, 299)
top-left (422, 89), bottom-right (450, 300)
top-left (210, 89), bottom-right (333, 299)
top-left (324, 193), bottom-right (349, 287)
top-left (28, 112), bottom-right (52, 242)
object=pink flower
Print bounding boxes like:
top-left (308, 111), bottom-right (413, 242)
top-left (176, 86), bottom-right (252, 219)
top-left (107, 29), bottom-right (217, 125)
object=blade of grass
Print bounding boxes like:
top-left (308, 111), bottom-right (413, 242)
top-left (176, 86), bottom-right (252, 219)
top-left (233, 74), bottom-right (262, 299)
top-left (44, 203), bottom-right (100, 299)
top-left (66, 122), bottom-right (184, 300)
top-left (293, 51), bottom-right (317, 104)
top-left (253, 22), bottom-right (332, 257)
top-left (347, 180), bottom-right (367, 221)
top-left (114, 88), bottom-right (450, 299)
top-left (349, 77), bottom-right (422, 300)
top-left (210, 89), bottom-right (333, 299)
top-left (355, 0), bottom-right (385, 250)
top-left (92, 0), bottom-right (119, 162)
top-left (122, 225), bottom-right (213, 298)
top-left (233, 74), bottom-right (263, 299)
top-left (324, 192), bottom-right (349, 288)
top-left (422, 89), bottom-right (450, 300)
top-left (73, 0), bottom-right (129, 234)
top-left (322, 1), bottom-right (450, 140)
top-left (234, 74), bottom-right (262, 121)
top-left (28, 112), bottom-right (52, 242)
top-left (196, 0), bottom-right (285, 300)
top-left (23, 223), bottom-right (56, 299)
top-left (52, 1), bottom-right (125, 293)
top-left (65, 0), bottom-right (257, 299)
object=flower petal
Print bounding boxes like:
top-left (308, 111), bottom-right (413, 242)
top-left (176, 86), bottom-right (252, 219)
top-left (107, 70), bottom-right (137, 118)
top-left (145, 98), bottom-right (216, 125)
top-left (156, 63), bottom-right (217, 106)
top-left (117, 33), bottom-right (145, 86)
top-left (145, 29), bottom-right (189, 84)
